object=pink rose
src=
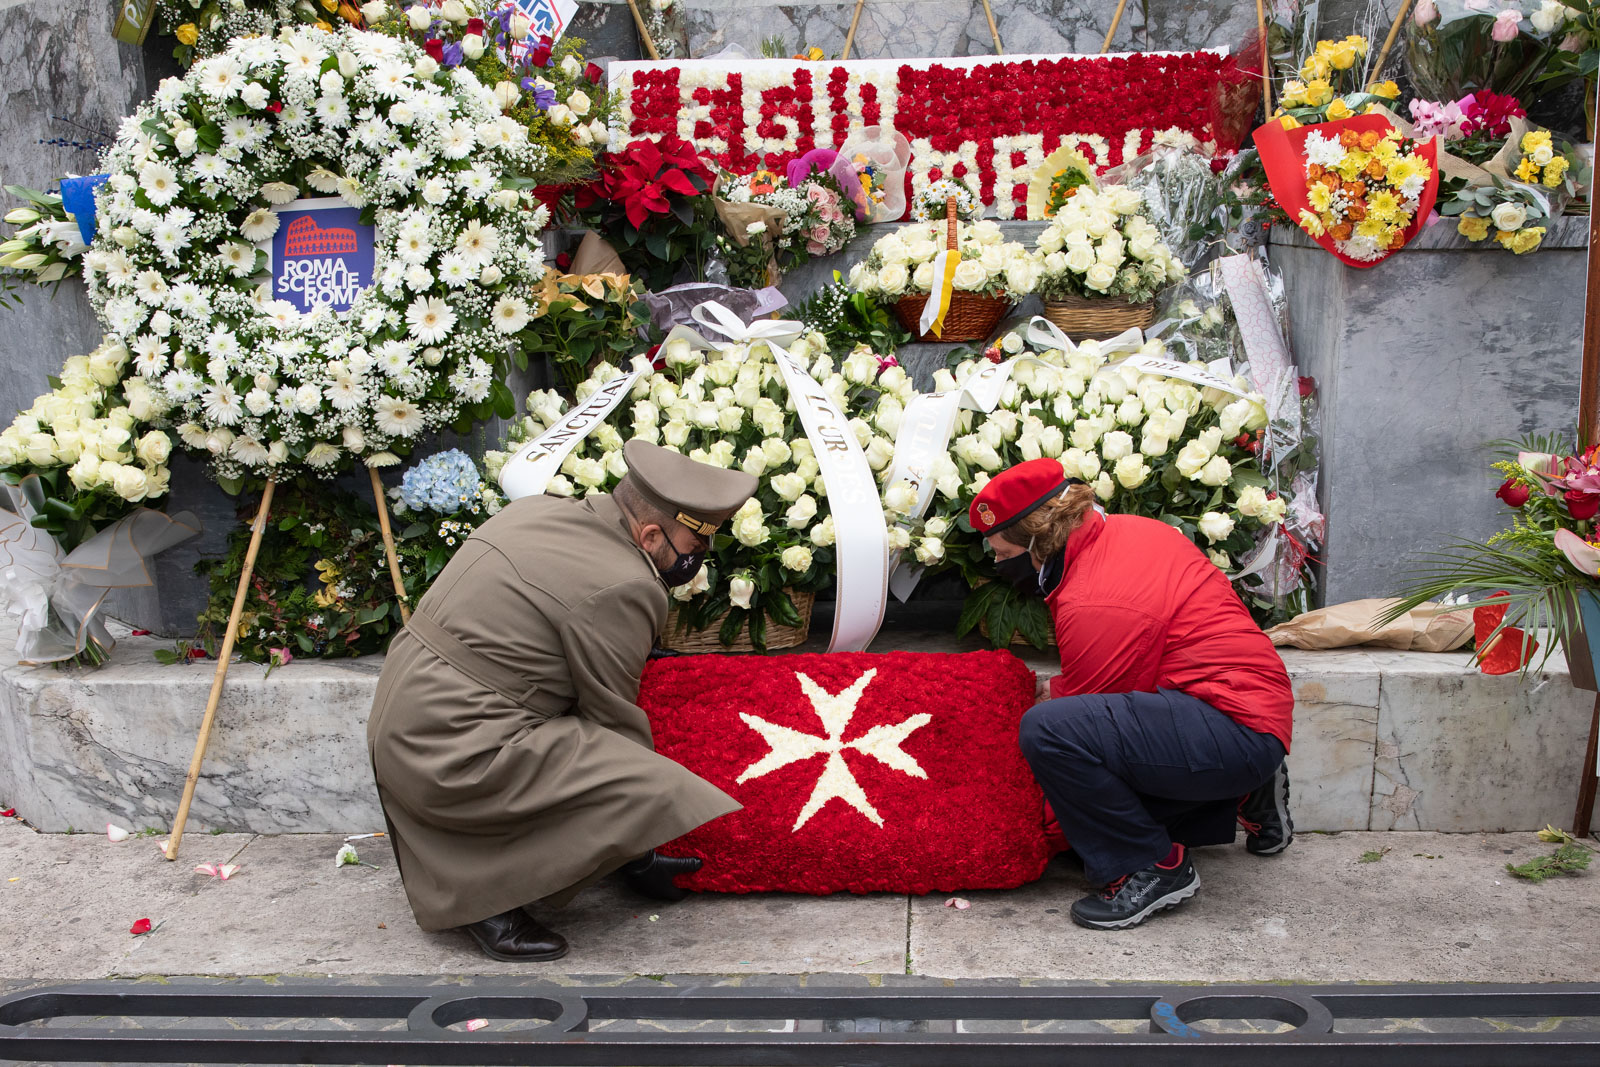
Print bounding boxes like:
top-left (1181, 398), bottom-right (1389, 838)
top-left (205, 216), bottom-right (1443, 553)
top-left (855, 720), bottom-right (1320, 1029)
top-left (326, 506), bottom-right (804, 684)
top-left (806, 185), bottom-right (825, 202)
top-left (1492, 9), bottom-right (1521, 40)
top-left (1413, 0), bottom-right (1437, 23)
top-left (806, 240), bottom-right (826, 255)
top-left (810, 224), bottom-right (830, 243)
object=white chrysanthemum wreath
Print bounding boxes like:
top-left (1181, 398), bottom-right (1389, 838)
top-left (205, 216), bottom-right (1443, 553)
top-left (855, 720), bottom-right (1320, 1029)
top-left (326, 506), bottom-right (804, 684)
top-left (82, 25), bottom-right (550, 484)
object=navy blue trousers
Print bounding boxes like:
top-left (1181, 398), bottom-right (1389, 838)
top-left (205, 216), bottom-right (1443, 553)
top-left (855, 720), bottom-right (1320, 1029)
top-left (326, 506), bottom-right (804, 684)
top-left (1018, 688), bottom-right (1286, 885)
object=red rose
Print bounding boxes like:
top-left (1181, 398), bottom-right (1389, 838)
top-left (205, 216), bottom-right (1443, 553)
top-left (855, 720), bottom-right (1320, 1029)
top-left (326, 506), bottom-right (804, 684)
top-left (1298, 376), bottom-right (1315, 398)
top-left (1566, 489), bottom-right (1599, 520)
top-left (424, 38), bottom-right (444, 61)
top-left (585, 62), bottom-right (604, 84)
top-left (1495, 480), bottom-right (1530, 508)
top-left (466, 16), bottom-right (484, 34)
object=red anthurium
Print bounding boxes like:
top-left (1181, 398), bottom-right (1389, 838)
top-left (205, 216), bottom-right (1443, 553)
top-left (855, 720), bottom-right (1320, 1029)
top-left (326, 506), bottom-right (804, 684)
top-left (1473, 592), bottom-right (1539, 675)
top-left (129, 918), bottom-right (153, 936)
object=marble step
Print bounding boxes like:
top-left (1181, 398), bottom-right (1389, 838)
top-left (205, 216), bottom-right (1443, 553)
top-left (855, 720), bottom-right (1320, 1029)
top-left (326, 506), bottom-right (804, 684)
top-left (2, 621), bottom-right (1593, 838)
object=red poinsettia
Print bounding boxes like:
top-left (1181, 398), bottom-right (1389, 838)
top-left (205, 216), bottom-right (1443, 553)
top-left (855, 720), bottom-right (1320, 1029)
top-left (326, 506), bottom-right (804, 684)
top-left (575, 134), bottom-right (714, 228)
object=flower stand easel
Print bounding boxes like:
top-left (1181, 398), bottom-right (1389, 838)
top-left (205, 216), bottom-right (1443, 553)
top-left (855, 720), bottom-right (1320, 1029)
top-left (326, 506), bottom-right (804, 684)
top-left (163, 471), bottom-right (412, 860)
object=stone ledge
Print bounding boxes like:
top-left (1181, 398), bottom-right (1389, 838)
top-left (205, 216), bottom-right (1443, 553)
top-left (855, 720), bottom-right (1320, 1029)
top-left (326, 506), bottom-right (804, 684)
top-left (1, 622), bottom-right (1594, 835)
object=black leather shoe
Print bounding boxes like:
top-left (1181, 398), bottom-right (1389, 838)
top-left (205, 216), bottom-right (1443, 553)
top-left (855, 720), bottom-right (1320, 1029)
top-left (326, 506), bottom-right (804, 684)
top-left (619, 851), bottom-right (702, 901)
top-left (461, 908), bottom-right (569, 962)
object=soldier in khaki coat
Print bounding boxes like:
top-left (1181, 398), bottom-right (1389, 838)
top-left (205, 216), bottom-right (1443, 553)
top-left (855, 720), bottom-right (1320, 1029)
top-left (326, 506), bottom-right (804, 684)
top-left (368, 440), bottom-right (758, 961)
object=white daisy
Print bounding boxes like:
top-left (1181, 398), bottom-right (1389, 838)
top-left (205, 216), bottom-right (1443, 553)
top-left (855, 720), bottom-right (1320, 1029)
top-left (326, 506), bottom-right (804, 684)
top-left (167, 284), bottom-right (208, 319)
top-left (490, 295), bottom-right (530, 334)
top-left (454, 220), bottom-right (499, 267)
top-left (279, 37), bottom-right (326, 78)
top-left (405, 295), bottom-right (456, 344)
top-left (163, 368), bottom-right (204, 402)
top-left (259, 181), bottom-right (299, 205)
top-left (138, 162), bottom-right (180, 207)
top-left (133, 270), bottom-right (169, 305)
top-left (323, 375), bottom-right (363, 411)
top-left (202, 382), bottom-right (243, 426)
top-left (359, 307), bottom-right (387, 333)
top-left (403, 263), bottom-right (433, 291)
top-left (103, 296), bottom-right (147, 335)
top-left (440, 120), bottom-right (475, 160)
top-left (375, 340), bottom-right (414, 376)
top-left (218, 241), bottom-right (256, 277)
top-left (457, 168), bottom-right (493, 198)
top-left (240, 208), bottom-right (278, 241)
top-left (449, 363), bottom-right (491, 402)
top-left (230, 435), bottom-right (271, 466)
top-left (395, 229), bottom-right (434, 264)
top-left (383, 147), bottom-right (421, 187)
top-left (197, 58), bottom-right (243, 99)
top-left (190, 154), bottom-right (227, 184)
top-left (374, 395), bottom-right (423, 436)
top-left (152, 222), bottom-right (191, 258)
top-left (437, 252), bottom-right (473, 287)
top-left (314, 95), bottom-right (351, 128)
top-left (205, 327), bottom-right (242, 361)
top-left (304, 442), bottom-right (341, 468)
top-left (277, 103), bottom-right (310, 127)
top-left (131, 336), bottom-right (168, 376)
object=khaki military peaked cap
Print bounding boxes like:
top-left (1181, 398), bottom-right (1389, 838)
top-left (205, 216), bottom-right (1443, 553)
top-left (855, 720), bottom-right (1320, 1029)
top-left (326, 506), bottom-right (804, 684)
top-left (622, 439), bottom-right (757, 536)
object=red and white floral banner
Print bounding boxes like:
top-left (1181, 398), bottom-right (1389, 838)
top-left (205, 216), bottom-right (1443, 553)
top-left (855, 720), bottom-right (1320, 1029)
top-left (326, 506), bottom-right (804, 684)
top-left (611, 51), bottom-right (1240, 218)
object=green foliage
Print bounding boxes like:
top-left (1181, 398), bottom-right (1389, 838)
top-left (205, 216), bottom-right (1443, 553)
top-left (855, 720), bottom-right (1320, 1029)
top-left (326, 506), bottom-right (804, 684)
top-left (1358, 849), bottom-right (1388, 863)
top-left (1507, 843), bottom-right (1593, 882)
top-left (785, 274), bottom-right (913, 358)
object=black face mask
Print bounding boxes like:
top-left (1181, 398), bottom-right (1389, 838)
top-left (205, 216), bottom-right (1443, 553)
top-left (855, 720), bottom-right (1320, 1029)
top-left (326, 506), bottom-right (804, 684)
top-left (656, 539), bottom-right (705, 587)
top-left (995, 552), bottom-right (1040, 594)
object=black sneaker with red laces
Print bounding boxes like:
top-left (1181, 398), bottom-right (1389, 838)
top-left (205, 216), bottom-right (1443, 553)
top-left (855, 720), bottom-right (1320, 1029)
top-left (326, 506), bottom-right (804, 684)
top-left (1238, 760), bottom-right (1294, 855)
top-left (1069, 847), bottom-right (1200, 930)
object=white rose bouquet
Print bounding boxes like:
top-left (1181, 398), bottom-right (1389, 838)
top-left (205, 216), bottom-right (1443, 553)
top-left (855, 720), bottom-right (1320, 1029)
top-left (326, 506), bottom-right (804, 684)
top-left (0, 336), bottom-right (179, 552)
top-left (487, 332), bottom-right (916, 649)
top-left (903, 326), bottom-right (1289, 646)
top-left (847, 219), bottom-right (1036, 302)
top-left (1030, 186), bottom-right (1185, 305)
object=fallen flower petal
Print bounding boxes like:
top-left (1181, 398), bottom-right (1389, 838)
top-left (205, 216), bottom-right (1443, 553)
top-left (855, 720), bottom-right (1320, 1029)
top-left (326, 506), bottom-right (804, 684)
top-left (107, 824), bottom-right (130, 842)
top-left (194, 863), bottom-right (219, 877)
top-left (130, 917), bottom-right (152, 935)
top-left (464, 1019), bottom-right (489, 1031)
top-left (944, 897), bottom-right (971, 910)
top-left (130, 629), bottom-right (152, 636)
top-left (218, 864), bottom-right (240, 880)
top-left (0, 809), bottom-right (15, 818)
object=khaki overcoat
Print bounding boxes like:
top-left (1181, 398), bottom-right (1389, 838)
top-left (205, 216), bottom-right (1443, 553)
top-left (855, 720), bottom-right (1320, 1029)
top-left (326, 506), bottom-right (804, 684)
top-left (367, 493), bottom-right (740, 931)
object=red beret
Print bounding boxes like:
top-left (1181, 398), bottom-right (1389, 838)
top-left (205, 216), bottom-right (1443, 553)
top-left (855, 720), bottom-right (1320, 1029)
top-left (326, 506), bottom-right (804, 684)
top-left (969, 458), bottom-right (1073, 535)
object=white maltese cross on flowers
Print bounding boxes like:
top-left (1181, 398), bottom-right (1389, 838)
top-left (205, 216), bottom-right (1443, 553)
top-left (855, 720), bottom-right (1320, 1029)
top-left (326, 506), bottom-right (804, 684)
top-left (734, 668), bottom-right (932, 831)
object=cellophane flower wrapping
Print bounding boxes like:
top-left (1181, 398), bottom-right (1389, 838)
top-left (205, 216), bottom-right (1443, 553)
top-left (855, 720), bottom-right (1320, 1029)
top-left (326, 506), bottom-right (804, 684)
top-left (846, 220), bottom-right (1035, 302)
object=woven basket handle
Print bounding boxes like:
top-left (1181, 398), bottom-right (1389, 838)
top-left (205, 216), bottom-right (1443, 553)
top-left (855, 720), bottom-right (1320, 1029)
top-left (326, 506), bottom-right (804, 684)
top-left (945, 196), bottom-right (957, 251)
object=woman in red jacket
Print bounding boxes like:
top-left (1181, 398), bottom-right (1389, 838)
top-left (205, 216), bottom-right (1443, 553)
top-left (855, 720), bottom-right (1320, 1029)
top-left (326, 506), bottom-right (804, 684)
top-left (970, 457), bottom-right (1295, 930)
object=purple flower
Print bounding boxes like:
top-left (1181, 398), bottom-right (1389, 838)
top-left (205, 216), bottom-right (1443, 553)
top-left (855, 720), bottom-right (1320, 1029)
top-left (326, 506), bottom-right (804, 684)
top-left (521, 79), bottom-right (556, 109)
top-left (442, 41), bottom-right (464, 67)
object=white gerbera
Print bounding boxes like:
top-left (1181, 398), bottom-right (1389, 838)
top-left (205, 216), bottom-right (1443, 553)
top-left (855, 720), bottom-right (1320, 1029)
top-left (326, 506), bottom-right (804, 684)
top-left (219, 241), bottom-right (255, 277)
top-left (457, 168), bottom-right (493, 198)
top-left (202, 382), bottom-right (243, 425)
top-left (370, 59), bottom-right (412, 99)
top-left (440, 120), bottom-right (475, 159)
top-left (325, 375), bottom-right (364, 410)
top-left (240, 208), bottom-right (278, 241)
top-left (396, 229), bottom-right (434, 264)
top-left (198, 58), bottom-right (243, 99)
top-left (374, 395), bottom-right (423, 436)
top-left (304, 442), bottom-right (342, 468)
top-left (133, 270), bottom-right (169, 305)
top-left (454, 220), bottom-right (498, 267)
top-left (131, 336), bottom-right (168, 376)
top-left (437, 253), bottom-right (473, 287)
top-left (490, 295), bottom-right (530, 334)
top-left (260, 181), bottom-right (299, 205)
top-left (405, 295), bottom-right (456, 343)
top-left (139, 162), bottom-right (180, 206)
top-left (230, 435), bottom-right (271, 466)
top-left (280, 36), bottom-right (326, 77)
top-left (305, 165), bottom-right (342, 194)
top-left (163, 368), bottom-right (204, 401)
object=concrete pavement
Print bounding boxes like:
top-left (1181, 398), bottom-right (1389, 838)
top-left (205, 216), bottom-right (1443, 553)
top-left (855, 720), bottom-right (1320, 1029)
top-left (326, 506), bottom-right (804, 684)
top-left (2, 818), bottom-right (1598, 984)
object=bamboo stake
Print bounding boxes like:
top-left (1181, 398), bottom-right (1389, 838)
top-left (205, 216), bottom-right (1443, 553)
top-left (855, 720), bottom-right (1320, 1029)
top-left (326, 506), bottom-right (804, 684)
top-left (624, 0), bottom-right (660, 61)
top-left (1101, 0), bottom-right (1130, 53)
top-left (369, 466), bottom-right (411, 625)
top-left (841, 0), bottom-right (867, 60)
top-left (1367, 0), bottom-right (1415, 90)
top-left (1256, 0), bottom-right (1272, 119)
top-left (978, 0), bottom-right (1003, 55)
top-left (163, 479), bottom-right (277, 862)
top-left (1581, 71), bottom-right (1600, 447)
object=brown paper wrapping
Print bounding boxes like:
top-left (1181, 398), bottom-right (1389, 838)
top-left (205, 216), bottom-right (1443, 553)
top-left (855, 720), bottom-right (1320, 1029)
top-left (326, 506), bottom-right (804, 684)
top-left (566, 230), bottom-right (627, 276)
top-left (1265, 599), bottom-right (1473, 652)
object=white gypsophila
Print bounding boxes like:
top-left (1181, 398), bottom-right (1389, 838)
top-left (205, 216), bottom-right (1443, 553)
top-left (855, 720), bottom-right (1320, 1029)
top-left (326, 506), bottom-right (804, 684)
top-left (82, 26), bottom-right (550, 483)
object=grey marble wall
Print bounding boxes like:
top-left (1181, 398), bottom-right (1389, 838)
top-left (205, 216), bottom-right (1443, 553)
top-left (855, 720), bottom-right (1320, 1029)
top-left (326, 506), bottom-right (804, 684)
top-left (1269, 216), bottom-right (1587, 606)
top-left (681, 0), bottom-right (1262, 60)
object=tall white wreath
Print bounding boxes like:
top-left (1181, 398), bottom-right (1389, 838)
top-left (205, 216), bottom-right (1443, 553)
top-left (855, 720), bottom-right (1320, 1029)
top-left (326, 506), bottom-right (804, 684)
top-left (83, 25), bottom-right (549, 483)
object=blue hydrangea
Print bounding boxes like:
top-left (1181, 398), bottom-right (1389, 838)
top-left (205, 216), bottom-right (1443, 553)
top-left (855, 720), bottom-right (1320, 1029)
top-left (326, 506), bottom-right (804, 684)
top-left (398, 450), bottom-right (483, 515)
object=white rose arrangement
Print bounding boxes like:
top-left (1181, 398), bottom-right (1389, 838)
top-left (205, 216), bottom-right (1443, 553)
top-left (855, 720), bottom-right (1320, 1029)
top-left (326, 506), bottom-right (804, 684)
top-left (80, 27), bottom-right (551, 489)
top-left (486, 332), bottom-right (916, 649)
top-left (0, 336), bottom-right (179, 549)
top-left (907, 326), bottom-right (1290, 646)
top-left (847, 219), bottom-right (1037, 301)
top-left (1030, 185), bottom-right (1185, 304)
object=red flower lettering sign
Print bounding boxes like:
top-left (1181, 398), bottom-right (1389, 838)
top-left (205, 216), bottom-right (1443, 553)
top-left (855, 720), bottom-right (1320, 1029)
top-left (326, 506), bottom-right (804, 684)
top-left (639, 650), bottom-right (1048, 894)
top-left (611, 51), bottom-right (1248, 218)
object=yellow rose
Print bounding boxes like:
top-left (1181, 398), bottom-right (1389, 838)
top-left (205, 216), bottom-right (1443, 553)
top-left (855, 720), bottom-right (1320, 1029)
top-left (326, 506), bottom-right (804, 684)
top-left (1328, 42), bottom-right (1357, 69)
top-left (1509, 226), bottom-right (1546, 254)
top-left (321, 0), bottom-right (338, 10)
top-left (1276, 113), bottom-right (1302, 131)
top-left (175, 22), bottom-right (199, 44)
top-left (315, 18), bottom-right (333, 30)
top-left (1304, 79), bottom-right (1334, 106)
top-left (1457, 216), bottom-right (1490, 241)
top-left (1300, 55), bottom-right (1331, 80)
top-left (1345, 34), bottom-right (1369, 55)
top-left (1372, 80), bottom-right (1401, 99)
top-left (1326, 98), bottom-right (1353, 120)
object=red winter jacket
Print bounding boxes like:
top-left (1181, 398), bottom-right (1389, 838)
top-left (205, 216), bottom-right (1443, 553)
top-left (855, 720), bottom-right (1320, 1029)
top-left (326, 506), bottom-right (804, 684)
top-left (1044, 511), bottom-right (1294, 751)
